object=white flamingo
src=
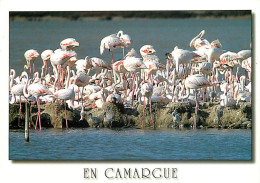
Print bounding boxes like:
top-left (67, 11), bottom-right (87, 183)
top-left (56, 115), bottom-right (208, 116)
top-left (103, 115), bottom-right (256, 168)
top-left (141, 82), bottom-right (154, 129)
top-left (100, 34), bottom-right (126, 65)
top-left (60, 38), bottom-right (79, 51)
top-left (24, 49), bottom-right (40, 74)
top-left (41, 49), bottom-right (54, 78)
top-left (117, 30), bottom-right (132, 56)
top-left (23, 71), bottom-right (53, 131)
top-left (182, 74), bottom-right (212, 129)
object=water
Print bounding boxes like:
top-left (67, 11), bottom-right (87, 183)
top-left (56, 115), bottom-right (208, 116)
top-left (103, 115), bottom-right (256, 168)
top-left (9, 18), bottom-right (251, 74)
top-left (9, 128), bottom-right (251, 160)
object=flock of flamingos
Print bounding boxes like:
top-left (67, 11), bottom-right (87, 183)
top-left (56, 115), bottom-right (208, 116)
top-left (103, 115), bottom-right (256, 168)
top-left (9, 30), bottom-right (252, 131)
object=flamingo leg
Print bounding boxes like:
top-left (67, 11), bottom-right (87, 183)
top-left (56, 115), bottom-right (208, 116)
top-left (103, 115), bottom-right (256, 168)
top-left (28, 60), bottom-right (31, 74)
top-left (64, 100), bottom-right (68, 129)
top-left (122, 47), bottom-right (125, 58)
top-left (193, 90), bottom-right (198, 130)
top-left (33, 62), bottom-right (35, 74)
top-left (18, 96), bottom-right (22, 127)
top-left (61, 68), bottom-right (64, 88)
top-left (81, 87), bottom-right (84, 106)
top-left (78, 89), bottom-right (80, 104)
top-left (35, 97), bottom-right (41, 131)
top-left (131, 72), bottom-right (136, 107)
top-left (142, 96), bottom-right (146, 129)
top-left (149, 97), bottom-right (154, 129)
top-left (110, 50), bottom-right (114, 65)
top-left (45, 62), bottom-right (48, 77)
top-left (35, 103), bottom-right (39, 130)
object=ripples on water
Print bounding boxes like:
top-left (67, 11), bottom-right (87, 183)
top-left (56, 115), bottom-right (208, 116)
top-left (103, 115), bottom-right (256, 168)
top-left (9, 128), bottom-right (251, 160)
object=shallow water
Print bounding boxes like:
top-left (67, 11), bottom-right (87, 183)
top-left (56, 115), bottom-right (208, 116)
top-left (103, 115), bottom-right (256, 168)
top-left (9, 128), bottom-right (251, 160)
top-left (10, 18), bottom-right (251, 74)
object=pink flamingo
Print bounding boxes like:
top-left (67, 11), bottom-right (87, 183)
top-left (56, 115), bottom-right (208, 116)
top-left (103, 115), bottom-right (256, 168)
top-left (53, 66), bottom-right (76, 129)
top-left (23, 71), bottom-right (53, 131)
top-left (41, 49), bottom-right (53, 78)
top-left (10, 71), bottom-right (28, 127)
top-left (117, 30), bottom-right (132, 57)
top-left (74, 69), bottom-right (90, 105)
top-left (140, 45), bottom-right (156, 57)
top-left (100, 34), bottom-right (126, 65)
top-left (60, 38), bottom-right (79, 51)
top-left (182, 74), bottom-right (212, 129)
top-left (50, 50), bottom-right (77, 92)
top-left (190, 30), bottom-right (210, 57)
top-left (123, 56), bottom-right (147, 106)
top-left (141, 82), bottom-right (154, 129)
top-left (24, 49), bottom-right (40, 74)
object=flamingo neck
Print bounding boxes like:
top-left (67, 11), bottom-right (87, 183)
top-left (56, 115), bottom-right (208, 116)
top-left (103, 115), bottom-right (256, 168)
top-left (23, 73), bottom-right (30, 98)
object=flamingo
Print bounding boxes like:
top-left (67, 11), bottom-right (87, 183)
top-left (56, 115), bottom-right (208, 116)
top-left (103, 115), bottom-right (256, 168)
top-left (75, 56), bottom-right (93, 72)
top-left (182, 74), bottom-right (212, 129)
top-left (41, 49), bottom-right (54, 78)
top-left (123, 56), bottom-right (147, 106)
top-left (24, 49), bottom-right (40, 74)
top-left (9, 69), bottom-right (16, 90)
top-left (205, 40), bottom-right (225, 64)
top-left (10, 71), bottom-right (28, 127)
top-left (171, 46), bottom-right (199, 75)
top-left (100, 34), bottom-right (126, 65)
top-left (60, 38), bottom-right (79, 51)
top-left (190, 30), bottom-right (210, 57)
top-left (117, 30), bottom-right (132, 56)
top-left (140, 45), bottom-right (156, 57)
top-left (141, 82), bottom-right (154, 129)
top-left (50, 50), bottom-right (77, 91)
top-left (53, 66), bottom-right (77, 129)
top-left (74, 69), bottom-right (90, 105)
top-left (237, 50), bottom-right (251, 60)
top-left (23, 71), bottom-right (53, 131)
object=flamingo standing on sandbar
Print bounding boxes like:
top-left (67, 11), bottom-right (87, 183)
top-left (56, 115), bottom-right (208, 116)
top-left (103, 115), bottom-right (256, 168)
top-left (123, 56), bottom-right (147, 106)
top-left (141, 82), bottom-right (154, 129)
top-left (100, 34), bottom-right (126, 66)
top-left (41, 49), bottom-right (54, 78)
top-left (171, 46), bottom-right (199, 76)
top-left (50, 50), bottom-right (77, 92)
top-left (117, 30), bottom-right (132, 57)
top-left (53, 66), bottom-right (77, 128)
top-left (23, 71), bottom-right (53, 131)
top-left (182, 74), bottom-right (212, 129)
top-left (10, 71), bottom-right (28, 127)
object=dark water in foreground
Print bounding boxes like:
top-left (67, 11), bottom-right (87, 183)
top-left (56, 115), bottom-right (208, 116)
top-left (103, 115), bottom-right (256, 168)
top-left (9, 128), bottom-right (251, 160)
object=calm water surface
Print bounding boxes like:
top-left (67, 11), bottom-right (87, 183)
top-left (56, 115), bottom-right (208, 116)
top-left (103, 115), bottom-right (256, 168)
top-left (10, 18), bottom-right (251, 74)
top-left (9, 128), bottom-right (251, 160)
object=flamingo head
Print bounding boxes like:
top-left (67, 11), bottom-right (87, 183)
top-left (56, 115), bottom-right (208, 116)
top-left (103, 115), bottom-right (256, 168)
top-left (211, 39), bottom-right (222, 48)
top-left (140, 45), bottom-right (156, 56)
